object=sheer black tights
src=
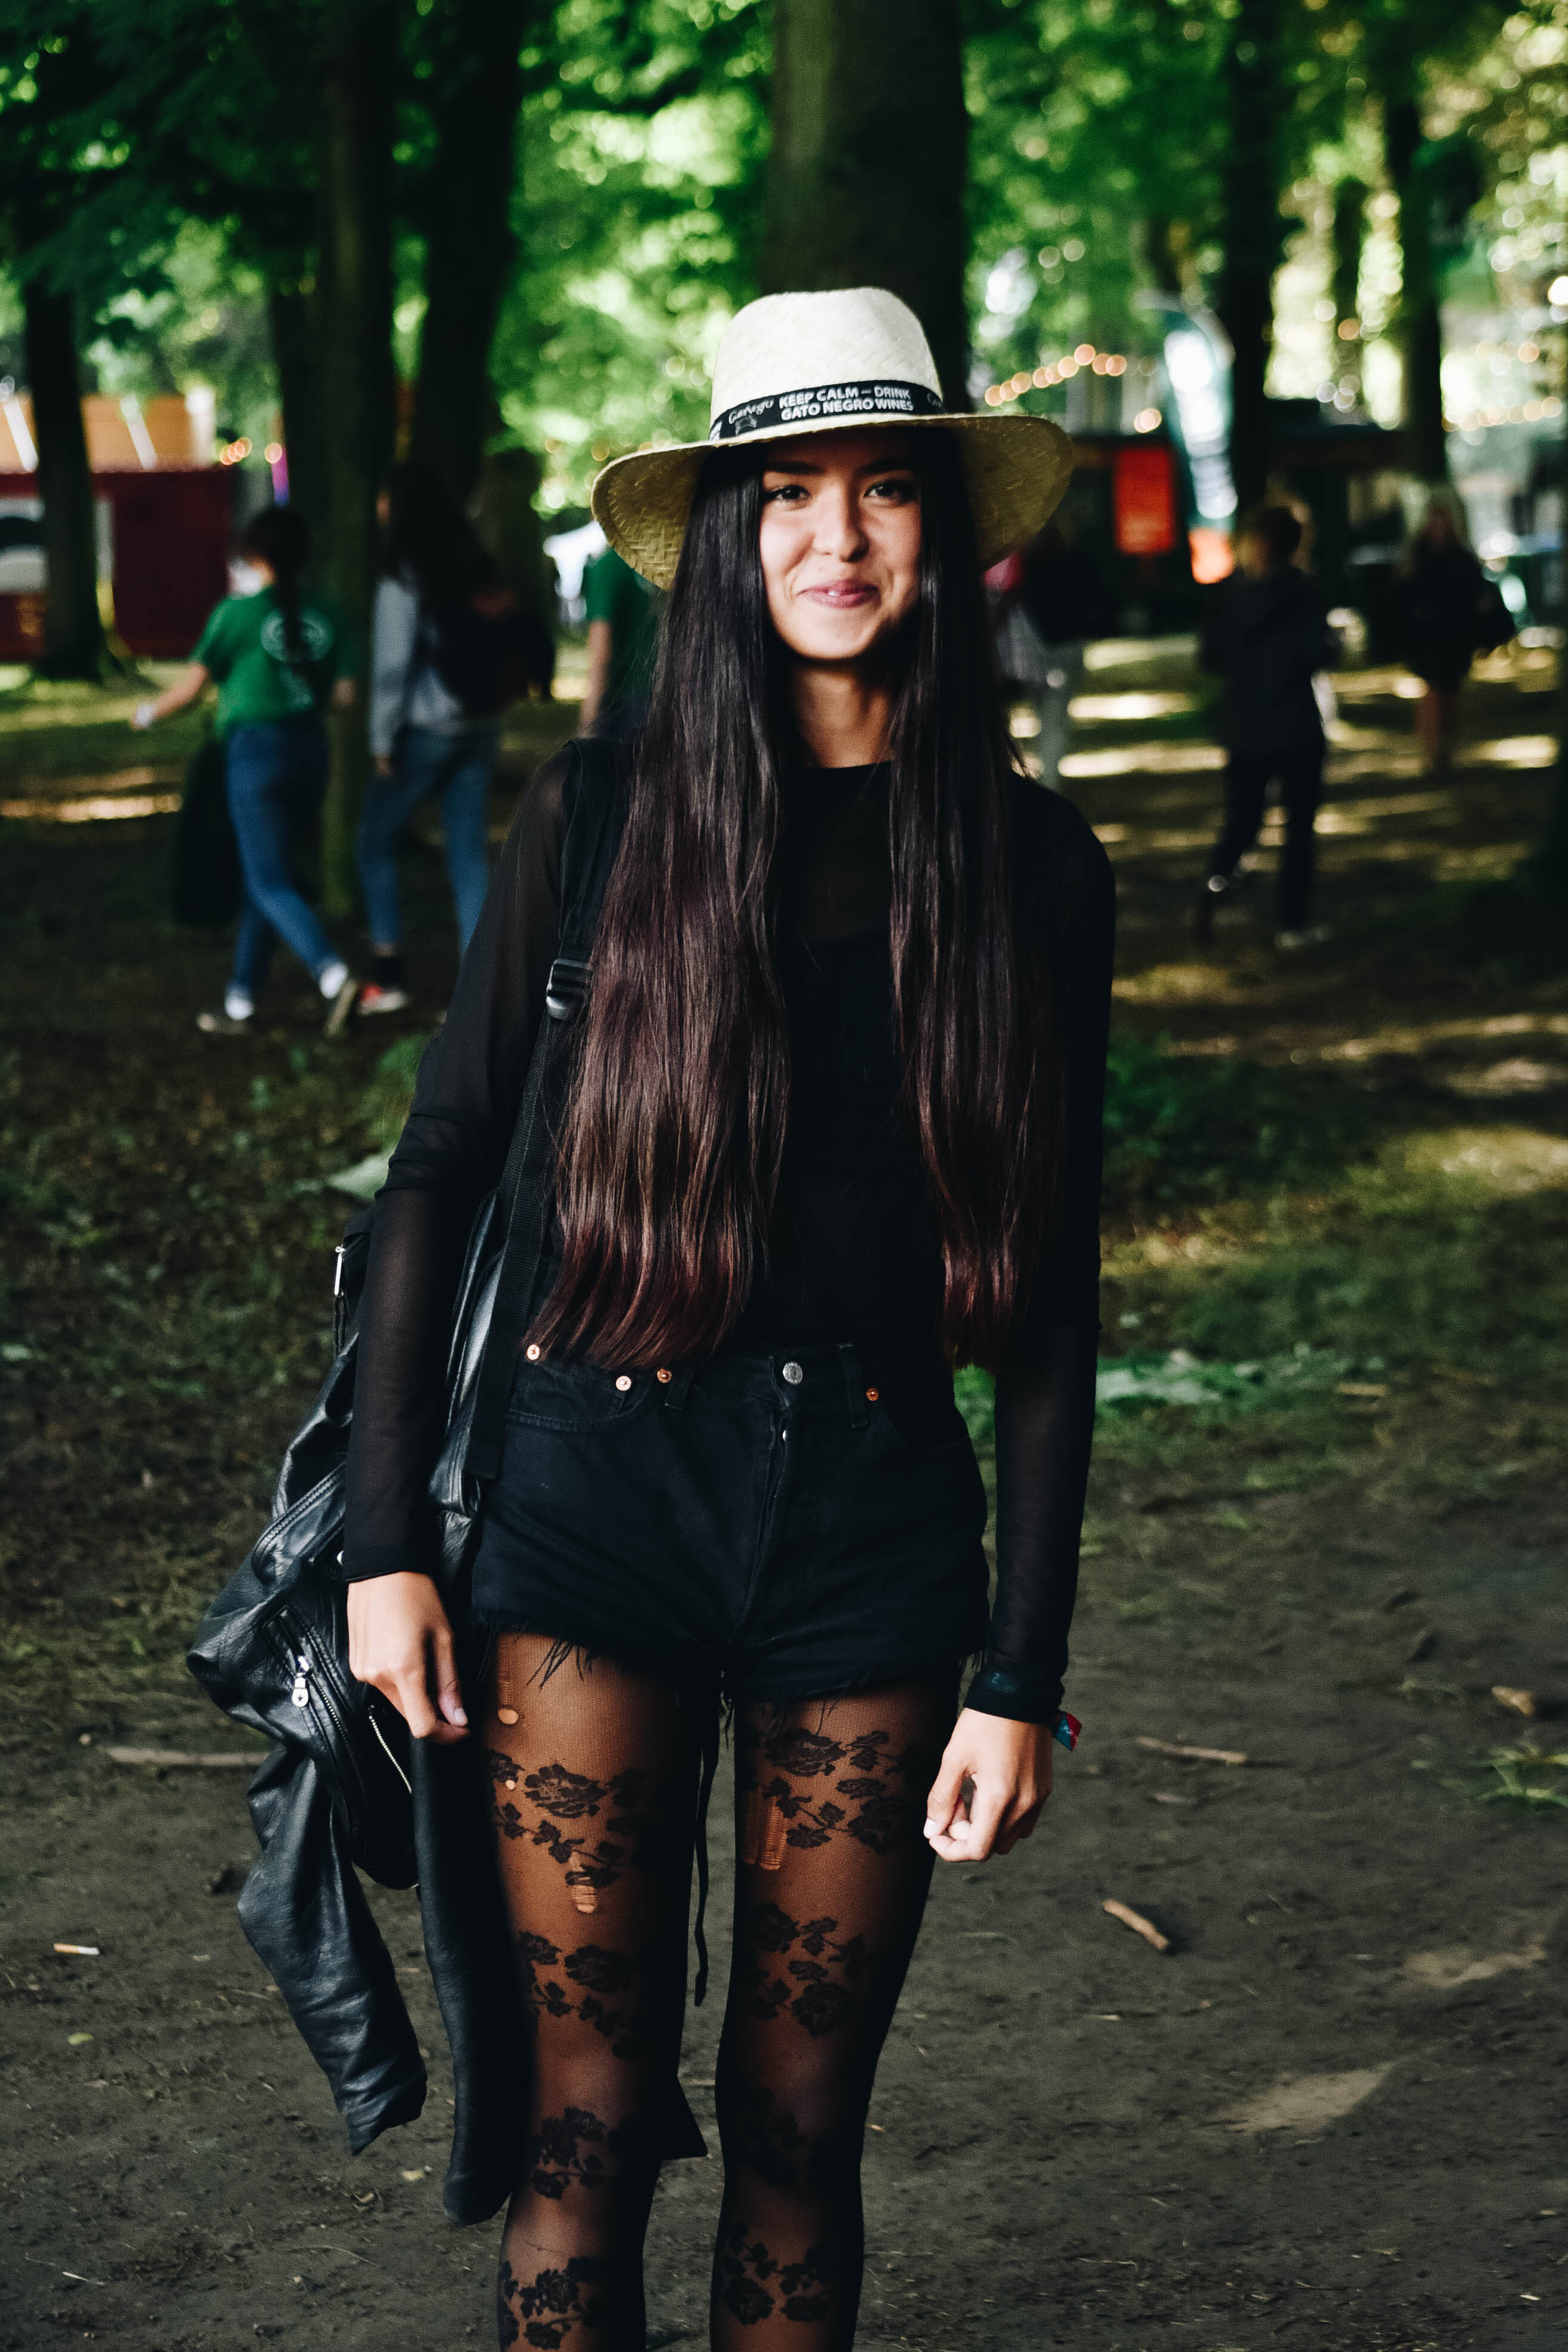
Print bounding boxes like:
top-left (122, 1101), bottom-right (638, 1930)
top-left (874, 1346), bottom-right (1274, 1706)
top-left (486, 1635), bottom-right (951, 2351)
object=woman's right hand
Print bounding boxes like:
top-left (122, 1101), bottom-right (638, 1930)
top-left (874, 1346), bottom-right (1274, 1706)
top-left (347, 1572), bottom-right (468, 1743)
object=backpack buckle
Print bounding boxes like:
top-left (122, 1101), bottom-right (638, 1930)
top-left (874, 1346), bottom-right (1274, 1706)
top-left (544, 956), bottom-right (590, 1022)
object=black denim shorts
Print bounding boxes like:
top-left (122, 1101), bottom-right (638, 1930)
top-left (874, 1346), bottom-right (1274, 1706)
top-left (470, 1339), bottom-right (990, 1704)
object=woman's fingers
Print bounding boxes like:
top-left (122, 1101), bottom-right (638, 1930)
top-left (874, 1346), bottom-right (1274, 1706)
top-left (430, 1616), bottom-right (469, 1736)
top-left (923, 1746), bottom-right (969, 1854)
top-left (347, 1573), bottom-right (468, 1744)
top-left (924, 1710), bottom-right (1055, 1863)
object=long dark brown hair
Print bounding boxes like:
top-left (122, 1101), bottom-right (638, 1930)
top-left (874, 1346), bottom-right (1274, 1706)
top-left (531, 430), bottom-right (1059, 1373)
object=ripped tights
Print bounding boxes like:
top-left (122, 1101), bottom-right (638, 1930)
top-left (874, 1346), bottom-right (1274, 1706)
top-left (483, 1633), bottom-right (953, 2351)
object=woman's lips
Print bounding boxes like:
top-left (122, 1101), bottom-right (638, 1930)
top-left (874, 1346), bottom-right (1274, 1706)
top-left (799, 581), bottom-right (877, 607)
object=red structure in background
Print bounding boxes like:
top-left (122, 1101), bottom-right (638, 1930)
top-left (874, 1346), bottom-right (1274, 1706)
top-left (0, 391), bottom-right (233, 662)
top-left (1111, 440), bottom-right (1177, 556)
top-left (99, 470), bottom-right (231, 656)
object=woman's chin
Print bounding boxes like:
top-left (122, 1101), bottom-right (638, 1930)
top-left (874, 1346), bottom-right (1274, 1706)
top-left (779, 614), bottom-right (898, 667)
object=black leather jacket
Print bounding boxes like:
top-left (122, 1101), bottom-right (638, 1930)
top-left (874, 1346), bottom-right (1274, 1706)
top-left (189, 755), bottom-right (703, 2222)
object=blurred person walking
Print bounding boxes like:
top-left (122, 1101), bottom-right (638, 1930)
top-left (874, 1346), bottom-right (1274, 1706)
top-left (578, 540), bottom-right (660, 739)
top-left (1397, 491), bottom-right (1509, 776)
top-left (989, 519), bottom-right (1109, 789)
top-left (133, 504), bottom-right (359, 1035)
top-left (1194, 503), bottom-right (1338, 950)
top-left (358, 464), bottom-right (519, 1014)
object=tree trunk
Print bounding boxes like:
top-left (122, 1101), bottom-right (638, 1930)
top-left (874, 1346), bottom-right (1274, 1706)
top-left (317, 0), bottom-right (396, 919)
top-left (411, 0), bottom-right (528, 501)
top-left (24, 279), bottom-right (104, 681)
top-left (1331, 178), bottom-right (1367, 331)
top-left (1214, 0), bottom-right (1284, 514)
top-left (1386, 95), bottom-right (1447, 483)
top-left (1530, 414), bottom-right (1568, 899)
top-left (268, 277), bottom-right (329, 543)
top-left (762, 0), bottom-right (970, 407)
top-left (1144, 218), bottom-right (1187, 298)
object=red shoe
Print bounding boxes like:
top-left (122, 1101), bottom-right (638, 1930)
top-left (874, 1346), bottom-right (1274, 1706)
top-left (357, 983), bottom-right (412, 1015)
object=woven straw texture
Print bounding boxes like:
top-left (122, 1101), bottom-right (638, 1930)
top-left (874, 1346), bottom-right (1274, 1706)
top-left (592, 414), bottom-right (1074, 590)
top-left (588, 287), bottom-right (1074, 589)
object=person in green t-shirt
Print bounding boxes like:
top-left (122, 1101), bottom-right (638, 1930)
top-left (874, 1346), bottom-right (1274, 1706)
top-left (133, 504), bottom-right (360, 1037)
top-left (580, 543), bottom-right (660, 739)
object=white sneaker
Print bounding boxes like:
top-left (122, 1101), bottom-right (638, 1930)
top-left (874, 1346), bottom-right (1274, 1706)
top-left (1275, 924), bottom-right (1333, 951)
top-left (357, 984), bottom-right (412, 1015)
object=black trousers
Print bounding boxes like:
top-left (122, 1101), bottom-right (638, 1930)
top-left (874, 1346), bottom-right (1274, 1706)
top-left (1208, 742), bottom-right (1324, 929)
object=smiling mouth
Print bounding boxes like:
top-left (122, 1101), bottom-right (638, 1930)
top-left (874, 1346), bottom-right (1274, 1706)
top-left (800, 581), bottom-right (877, 607)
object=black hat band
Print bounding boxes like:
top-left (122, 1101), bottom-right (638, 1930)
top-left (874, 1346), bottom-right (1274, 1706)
top-left (710, 379), bottom-right (947, 442)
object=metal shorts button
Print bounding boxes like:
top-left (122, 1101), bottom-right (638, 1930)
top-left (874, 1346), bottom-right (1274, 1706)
top-left (782, 1359), bottom-right (804, 1386)
top-left (615, 1374), bottom-right (633, 1392)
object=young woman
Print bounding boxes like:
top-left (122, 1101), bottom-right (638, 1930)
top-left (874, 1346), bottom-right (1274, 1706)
top-left (134, 503), bottom-right (358, 1034)
top-left (343, 289), bottom-right (1113, 2350)
top-left (358, 463), bottom-right (509, 1012)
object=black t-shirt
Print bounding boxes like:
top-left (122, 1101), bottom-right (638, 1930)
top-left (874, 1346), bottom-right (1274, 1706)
top-left (342, 750), bottom-right (1116, 1723)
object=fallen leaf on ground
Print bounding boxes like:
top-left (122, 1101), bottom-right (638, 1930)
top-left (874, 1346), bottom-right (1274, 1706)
top-left (1102, 1898), bottom-right (1171, 1953)
top-left (1227, 2065), bottom-right (1392, 2133)
top-left (1402, 1940), bottom-right (1546, 1990)
top-left (1492, 1686), bottom-right (1538, 1718)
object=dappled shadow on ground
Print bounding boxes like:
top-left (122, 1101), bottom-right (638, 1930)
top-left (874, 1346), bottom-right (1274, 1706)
top-left (2, 647), bottom-right (1566, 2348)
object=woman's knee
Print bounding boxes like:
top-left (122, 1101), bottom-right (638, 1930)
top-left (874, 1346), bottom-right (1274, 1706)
top-left (713, 2062), bottom-right (865, 2197)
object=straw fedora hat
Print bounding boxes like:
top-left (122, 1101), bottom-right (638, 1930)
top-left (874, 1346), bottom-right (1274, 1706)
top-left (591, 286), bottom-right (1074, 589)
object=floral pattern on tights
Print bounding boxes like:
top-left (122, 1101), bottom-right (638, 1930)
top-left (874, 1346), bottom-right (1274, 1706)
top-left (741, 1720), bottom-right (931, 1857)
top-left (741, 1900), bottom-right (875, 2036)
top-left (714, 2221), bottom-right (843, 2328)
top-left (487, 1748), bottom-right (673, 1895)
top-left (512, 1930), bottom-right (658, 2061)
top-left (497, 2251), bottom-right (613, 2350)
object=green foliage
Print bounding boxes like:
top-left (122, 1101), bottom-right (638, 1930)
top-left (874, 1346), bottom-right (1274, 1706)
top-left (1478, 1746), bottom-right (1568, 1810)
top-left (1101, 1031), bottom-right (1372, 1212)
top-left (500, 1), bottom-right (767, 507)
top-left (360, 1029), bottom-right (433, 1152)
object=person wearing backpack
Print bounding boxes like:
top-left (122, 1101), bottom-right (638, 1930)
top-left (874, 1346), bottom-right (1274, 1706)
top-left (359, 464), bottom-right (520, 1013)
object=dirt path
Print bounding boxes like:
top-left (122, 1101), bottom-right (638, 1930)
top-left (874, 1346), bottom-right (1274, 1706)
top-left (3, 650), bottom-right (1566, 2348)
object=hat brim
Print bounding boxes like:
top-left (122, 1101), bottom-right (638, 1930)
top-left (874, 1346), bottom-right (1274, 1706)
top-left (590, 413), bottom-right (1076, 590)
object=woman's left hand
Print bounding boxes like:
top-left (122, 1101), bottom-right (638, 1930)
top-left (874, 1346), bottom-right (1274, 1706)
top-left (924, 1708), bottom-right (1053, 1861)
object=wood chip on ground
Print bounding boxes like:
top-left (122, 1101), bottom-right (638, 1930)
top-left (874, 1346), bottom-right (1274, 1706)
top-left (1102, 1898), bottom-right (1171, 1953)
top-left (1136, 1735), bottom-right (1250, 1765)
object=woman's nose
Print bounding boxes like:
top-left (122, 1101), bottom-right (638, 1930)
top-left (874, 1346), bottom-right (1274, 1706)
top-left (813, 487), bottom-right (866, 559)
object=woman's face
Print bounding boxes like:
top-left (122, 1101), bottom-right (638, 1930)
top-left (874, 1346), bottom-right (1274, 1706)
top-left (757, 428), bottom-right (922, 665)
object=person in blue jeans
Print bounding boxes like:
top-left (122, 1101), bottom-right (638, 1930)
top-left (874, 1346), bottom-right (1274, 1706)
top-left (358, 466), bottom-right (503, 1013)
top-left (134, 504), bottom-right (360, 1034)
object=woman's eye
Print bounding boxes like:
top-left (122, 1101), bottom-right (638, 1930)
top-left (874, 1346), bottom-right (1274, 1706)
top-left (762, 482), bottom-right (807, 503)
top-left (867, 476), bottom-right (917, 501)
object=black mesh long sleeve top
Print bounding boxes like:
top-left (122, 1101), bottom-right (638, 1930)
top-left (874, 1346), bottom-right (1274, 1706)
top-left (342, 751), bottom-right (1115, 1725)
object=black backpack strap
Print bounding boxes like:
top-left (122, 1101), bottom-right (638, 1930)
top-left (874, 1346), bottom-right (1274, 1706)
top-left (463, 742), bottom-right (627, 1480)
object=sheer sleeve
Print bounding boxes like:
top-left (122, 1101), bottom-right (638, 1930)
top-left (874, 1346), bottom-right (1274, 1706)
top-left (339, 754), bottom-right (570, 1581)
top-left (965, 788), bottom-right (1116, 1724)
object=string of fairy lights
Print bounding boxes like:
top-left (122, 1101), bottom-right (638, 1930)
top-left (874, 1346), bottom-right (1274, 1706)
top-left (984, 344), bottom-right (1128, 405)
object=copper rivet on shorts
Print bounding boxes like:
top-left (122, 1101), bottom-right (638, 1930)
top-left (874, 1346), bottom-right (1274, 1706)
top-left (615, 1373), bottom-right (633, 1392)
top-left (525, 1343), bottom-right (541, 1361)
top-left (497, 1708), bottom-right (519, 1725)
top-left (865, 1387), bottom-right (879, 1402)
top-left (656, 1367), bottom-right (672, 1384)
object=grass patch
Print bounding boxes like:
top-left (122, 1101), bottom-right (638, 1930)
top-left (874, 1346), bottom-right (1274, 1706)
top-left (1101, 1033), bottom-right (1382, 1213)
top-left (1478, 1746), bottom-right (1568, 1810)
